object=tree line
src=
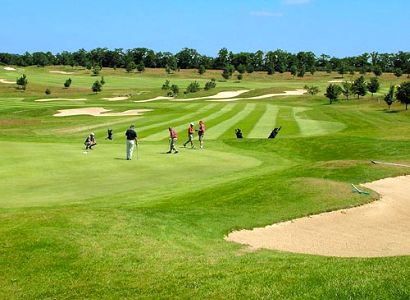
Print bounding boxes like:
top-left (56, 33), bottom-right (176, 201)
top-left (1, 48), bottom-right (410, 76)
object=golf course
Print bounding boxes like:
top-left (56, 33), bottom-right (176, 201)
top-left (1, 64), bottom-right (410, 298)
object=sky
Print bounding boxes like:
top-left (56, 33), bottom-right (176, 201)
top-left (0, 0), bottom-right (409, 57)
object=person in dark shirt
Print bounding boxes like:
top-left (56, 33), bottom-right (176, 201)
top-left (125, 125), bottom-right (138, 160)
top-left (235, 128), bottom-right (243, 139)
top-left (84, 132), bottom-right (96, 150)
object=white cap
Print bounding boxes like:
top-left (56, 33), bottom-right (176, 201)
top-left (190, 122), bottom-right (194, 126)
top-left (90, 132), bottom-right (95, 136)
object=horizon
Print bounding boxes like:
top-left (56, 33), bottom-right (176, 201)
top-left (1, 0), bottom-right (409, 57)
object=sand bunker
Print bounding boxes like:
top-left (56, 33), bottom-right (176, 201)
top-left (36, 98), bottom-right (87, 102)
top-left (210, 89), bottom-right (306, 102)
top-left (173, 90), bottom-right (250, 102)
top-left (49, 71), bottom-right (74, 74)
top-left (226, 175), bottom-right (410, 257)
top-left (0, 79), bottom-right (15, 84)
top-left (134, 96), bottom-right (173, 103)
top-left (103, 96), bottom-right (130, 101)
top-left (54, 107), bottom-right (152, 117)
top-left (4, 67), bottom-right (16, 71)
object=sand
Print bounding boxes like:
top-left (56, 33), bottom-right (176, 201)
top-left (225, 175), bottom-right (410, 257)
top-left (35, 98), bottom-right (87, 102)
top-left (209, 89), bottom-right (306, 102)
top-left (102, 96), bottom-right (130, 101)
top-left (54, 107), bottom-right (152, 117)
top-left (49, 71), bottom-right (74, 74)
top-left (173, 90), bottom-right (250, 102)
top-left (4, 67), bottom-right (16, 71)
top-left (134, 96), bottom-right (173, 103)
top-left (0, 79), bottom-right (15, 84)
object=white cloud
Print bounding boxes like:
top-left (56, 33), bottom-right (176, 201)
top-left (250, 11), bottom-right (283, 17)
top-left (284, 0), bottom-right (311, 4)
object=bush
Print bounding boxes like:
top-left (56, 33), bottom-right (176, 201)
top-left (137, 63), bottom-right (145, 72)
top-left (45, 88), bottom-right (51, 95)
top-left (204, 79), bottom-right (216, 90)
top-left (186, 81), bottom-right (200, 93)
top-left (92, 80), bottom-right (102, 93)
top-left (100, 76), bottom-right (105, 86)
top-left (162, 80), bottom-right (170, 90)
top-left (237, 74), bottom-right (243, 81)
top-left (16, 74), bottom-right (28, 90)
top-left (304, 85), bottom-right (319, 95)
top-left (64, 78), bottom-right (72, 88)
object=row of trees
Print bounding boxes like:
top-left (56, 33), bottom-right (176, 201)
top-left (1, 48), bottom-right (410, 76)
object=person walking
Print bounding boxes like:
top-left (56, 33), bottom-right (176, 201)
top-left (198, 120), bottom-right (205, 149)
top-left (183, 123), bottom-right (195, 148)
top-left (167, 127), bottom-right (178, 154)
top-left (125, 125), bottom-right (138, 160)
top-left (84, 132), bottom-right (97, 150)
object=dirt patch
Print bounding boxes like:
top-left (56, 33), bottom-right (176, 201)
top-left (226, 175), bottom-right (410, 257)
top-left (0, 79), bottom-right (15, 84)
top-left (49, 71), bottom-right (74, 74)
top-left (54, 107), bottom-right (152, 117)
top-left (35, 98), bottom-right (87, 102)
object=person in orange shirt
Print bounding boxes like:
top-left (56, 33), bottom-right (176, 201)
top-left (198, 120), bottom-right (205, 149)
top-left (167, 127), bottom-right (179, 154)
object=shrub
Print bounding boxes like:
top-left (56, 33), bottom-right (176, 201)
top-left (186, 81), bottom-right (200, 93)
top-left (204, 79), bottom-right (216, 90)
top-left (45, 88), bottom-right (51, 95)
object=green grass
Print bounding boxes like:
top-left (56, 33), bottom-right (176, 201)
top-left (1, 67), bottom-right (410, 299)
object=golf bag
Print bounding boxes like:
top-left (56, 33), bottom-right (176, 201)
top-left (106, 129), bottom-right (113, 140)
top-left (268, 126), bottom-right (282, 139)
top-left (235, 128), bottom-right (243, 139)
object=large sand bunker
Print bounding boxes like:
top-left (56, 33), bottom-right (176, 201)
top-left (36, 98), bottom-right (87, 102)
top-left (4, 67), bottom-right (16, 71)
top-left (226, 175), bottom-right (410, 257)
top-left (103, 96), bottom-right (130, 101)
top-left (173, 90), bottom-right (250, 102)
top-left (210, 89), bottom-right (306, 102)
top-left (49, 70), bottom-right (74, 74)
top-left (0, 79), bottom-right (15, 84)
top-left (54, 107), bottom-right (152, 117)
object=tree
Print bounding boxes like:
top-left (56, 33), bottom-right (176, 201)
top-left (198, 65), bottom-right (206, 75)
top-left (16, 74), bottom-right (28, 90)
top-left (352, 76), bottom-right (368, 99)
top-left (267, 65), bottom-right (274, 75)
top-left (64, 78), bottom-right (72, 88)
top-left (236, 64), bottom-right (245, 74)
top-left (341, 81), bottom-right (353, 100)
top-left (170, 84), bottom-right (179, 96)
top-left (246, 64), bottom-right (254, 73)
top-left (137, 63), bottom-right (145, 72)
top-left (395, 81), bottom-right (410, 110)
top-left (100, 76), bottom-right (105, 86)
top-left (303, 85), bottom-right (319, 95)
top-left (92, 80), bottom-right (102, 93)
top-left (325, 84), bottom-right (342, 104)
top-left (384, 85), bottom-right (395, 110)
top-left (290, 65), bottom-right (298, 77)
top-left (367, 77), bottom-right (380, 96)
top-left (186, 81), bottom-right (200, 93)
top-left (162, 80), bottom-right (170, 90)
top-left (394, 68), bottom-right (403, 77)
top-left (297, 66), bottom-right (305, 78)
top-left (222, 65), bottom-right (234, 80)
top-left (204, 79), bottom-right (216, 90)
top-left (126, 61), bottom-right (136, 73)
top-left (92, 65), bottom-right (101, 76)
top-left (373, 65), bottom-right (383, 76)
top-left (338, 64), bottom-right (346, 78)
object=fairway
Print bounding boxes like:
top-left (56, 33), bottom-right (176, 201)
top-left (1, 66), bottom-right (410, 299)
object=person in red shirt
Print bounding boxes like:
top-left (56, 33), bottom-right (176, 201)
top-left (198, 120), bottom-right (205, 149)
top-left (183, 122), bottom-right (195, 148)
top-left (167, 127), bottom-right (178, 154)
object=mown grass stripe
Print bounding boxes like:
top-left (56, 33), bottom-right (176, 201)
top-left (248, 104), bottom-right (279, 138)
top-left (143, 103), bottom-right (220, 141)
top-left (206, 103), bottom-right (257, 140)
top-left (274, 106), bottom-right (300, 137)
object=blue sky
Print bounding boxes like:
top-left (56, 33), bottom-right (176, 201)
top-left (1, 0), bottom-right (409, 57)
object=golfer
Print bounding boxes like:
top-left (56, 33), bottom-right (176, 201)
top-left (198, 120), bottom-right (205, 149)
top-left (125, 125), bottom-right (138, 160)
top-left (167, 127), bottom-right (178, 154)
top-left (183, 123), bottom-right (195, 148)
top-left (84, 132), bottom-right (97, 150)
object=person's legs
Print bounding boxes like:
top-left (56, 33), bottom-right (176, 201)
top-left (126, 140), bottom-right (135, 160)
top-left (171, 138), bottom-right (178, 153)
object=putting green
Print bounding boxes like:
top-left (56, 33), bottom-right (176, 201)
top-left (0, 141), bottom-right (260, 208)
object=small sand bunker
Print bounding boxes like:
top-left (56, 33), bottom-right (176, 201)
top-left (173, 90), bottom-right (250, 102)
top-left (103, 96), bottom-right (130, 101)
top-left (0, 79), bottom-right (15, 84)
top-left (134, 96), bottom-right (173, 103)
top-left (49, 71), bottom-right (74, 74)
top-left (226, 175), bottom-right (410, 257)
top-left (4, 67), bottom-right (16, 71)
top-left (54, 107), bottom-right (152, 117)
top-left (36, 98), bottom-right (87, 102)
top-left (210, 89), bottom-right (306, 102)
